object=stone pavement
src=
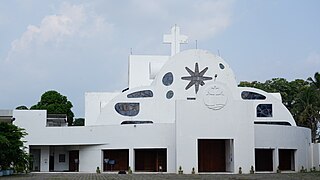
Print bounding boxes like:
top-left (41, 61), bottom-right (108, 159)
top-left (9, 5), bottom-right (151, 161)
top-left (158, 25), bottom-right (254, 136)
top-left (1, 172), bottom-right (320, 180)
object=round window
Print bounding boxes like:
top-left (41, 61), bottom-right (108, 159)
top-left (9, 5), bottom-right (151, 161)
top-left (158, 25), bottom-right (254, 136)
top-left (166, 90), bottom-right (174, 99)
top-left (162, 72), bottom-right (173, 86)
top-left (219, 63), bottom-right (225, 69)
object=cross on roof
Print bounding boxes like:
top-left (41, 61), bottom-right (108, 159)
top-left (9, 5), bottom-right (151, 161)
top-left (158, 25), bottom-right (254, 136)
top-left (163, 25), bottom-right (188, 56)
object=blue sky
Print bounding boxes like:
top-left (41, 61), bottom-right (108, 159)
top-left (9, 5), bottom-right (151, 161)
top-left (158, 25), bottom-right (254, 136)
top-left (1, 0), bottom-right (319, 117)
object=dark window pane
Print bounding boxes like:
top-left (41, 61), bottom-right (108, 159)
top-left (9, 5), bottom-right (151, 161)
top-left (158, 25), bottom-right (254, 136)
top-left (127, 90), bottom-right (153, 98)
top-left (59, 154), bottom-right (65, 162)
top-left (166, 90), bottom-right (174, 99)
top-left (257, 104), bottom-right (272, 117)
top-left (115, 103), bottom-right (139, 116)
top-left (121, 120), bottom-right (153, 125)
top-left (242, 91), bottom-right (266, 100)
top-left (219, 63), bottom-right (225, 69)
top-left (254, 121), bottom-right (291, 126)
top-left (162, 72), bottom-right (174, 86)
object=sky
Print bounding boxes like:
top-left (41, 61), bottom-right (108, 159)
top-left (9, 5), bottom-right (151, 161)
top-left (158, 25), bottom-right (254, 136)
top-left (1, 0), bottom-right (319, 117)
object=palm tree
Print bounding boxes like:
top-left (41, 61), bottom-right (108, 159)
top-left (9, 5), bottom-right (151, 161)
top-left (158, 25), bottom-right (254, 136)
top-left (293, 86), bottom-right (320, 142)
top-left (307, 72), bottom-right (320, 90)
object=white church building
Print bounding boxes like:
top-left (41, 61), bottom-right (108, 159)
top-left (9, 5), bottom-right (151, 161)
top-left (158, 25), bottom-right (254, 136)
top-left (13, 26), bottom-right (320, 174)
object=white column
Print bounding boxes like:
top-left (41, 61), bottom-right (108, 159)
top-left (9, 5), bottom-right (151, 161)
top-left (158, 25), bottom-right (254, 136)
top-left (274, 148), bottom-right (279, 172)
top-left (129, 148), bottom-right (134, 172)
top-left (40, 146), bottom-right (50, 172)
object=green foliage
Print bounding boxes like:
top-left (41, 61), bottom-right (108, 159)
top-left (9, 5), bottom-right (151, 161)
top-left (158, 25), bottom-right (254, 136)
top-left (73, 118), bottom-right (85, 126)
top-left (293, 85), bottom-right (320, 142)
top-left (31, 90), bottom-right (74, 126)
top-left (192, 167), bottom-right (195, 174)
top-left (240, 78), bottom-right (308, 113)
top-left (239, 72), bottom-right (320, 142)
top-left (300, 166), bottom-right (307, 173)
top-left (128, 166), bottom-right (132, 174)
top-left (277, 166), bottom-right (281, 173)
top-left (178, 166), bottom-right (183, 174)
top-left (250, 165), bottom-right (254, 174)
top-left (0, 122), bottom-right (28, 171)
top-left (16, 105), bottom-right (28, 110)
top-left (307, 72), bottom-right (320, 90)
top-left (96, 166), bottom-right (101, 173)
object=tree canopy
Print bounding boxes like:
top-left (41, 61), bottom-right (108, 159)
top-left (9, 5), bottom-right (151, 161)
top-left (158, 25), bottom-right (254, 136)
top-left (73, 118), bottom-right (85, 126)
top-left (0, 122), bottom-right (28, 171)
top-left (31, 90), bottom-right (74, 126)
top-left (239, 72), bottom-right (320, 142)
top-left (16, 105), bottom-right (28, 110)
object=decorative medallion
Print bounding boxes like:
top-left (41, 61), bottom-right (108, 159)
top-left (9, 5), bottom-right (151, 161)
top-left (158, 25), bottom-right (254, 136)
top-left (203, 85), bottom-right (228, 110)
top-left (181, 63), bottom-right (213, 94)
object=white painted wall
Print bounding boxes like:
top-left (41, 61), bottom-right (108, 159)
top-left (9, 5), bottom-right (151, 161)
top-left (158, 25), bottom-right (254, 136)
top-left (128, 55), bottom-right (169, 89)
top-left (12, 49), bottom-right (315, 174)
top-left (40, 146), bottom-right (49, 172)
top-left (85, 92), bottom-right (120, 126)
top-left (312, 143), bottom-right (320, 170)
top-left (254, 125), bottom-right (312, 172)
top-left (14, 109), bottom-right (176, 172)
top-left (175, 98), bottom-right (255, 174)
top-left (52, 146), bottom-right (69, 172)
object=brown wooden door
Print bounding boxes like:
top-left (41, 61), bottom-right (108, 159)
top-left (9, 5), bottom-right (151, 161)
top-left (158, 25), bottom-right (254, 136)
top-left (198, 139), bottom-right (226, 172)
top-left (103, 149), bottom-right (129, 171)
top-left (135, 149), bottom-right (167, 172)
top-left (279, 149), bottom-right (295, 171)
top-left (255, 149), bottom-right (273, 171)
top-left (69, 150), bottom-right (79, 172)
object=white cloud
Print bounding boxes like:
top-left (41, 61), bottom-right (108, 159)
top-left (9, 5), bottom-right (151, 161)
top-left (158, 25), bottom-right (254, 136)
top-left (5, 2), bottom-right (114, 61)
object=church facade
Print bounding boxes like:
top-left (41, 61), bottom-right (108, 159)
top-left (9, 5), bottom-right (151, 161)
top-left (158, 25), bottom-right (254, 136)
top-left (14, 26), bottom-right (319, 173)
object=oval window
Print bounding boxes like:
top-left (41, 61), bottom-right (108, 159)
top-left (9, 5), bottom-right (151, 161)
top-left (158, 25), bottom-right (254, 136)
top-left (115, 103), bottom-right (139, 116)
top-left (241, 91), bottom-right (266, 100)
top-left (162, 72), bottom-right (174, 86)
top-left (127, 90), bottom-right (153, 98)
top-left (219, 63), bottom-right (225, 69)
top-left (166, 90), bottom-right (174, 99)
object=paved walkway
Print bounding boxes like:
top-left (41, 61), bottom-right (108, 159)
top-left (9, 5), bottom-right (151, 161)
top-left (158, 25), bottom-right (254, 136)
top-left (1, 172), bottom-right (320, 180)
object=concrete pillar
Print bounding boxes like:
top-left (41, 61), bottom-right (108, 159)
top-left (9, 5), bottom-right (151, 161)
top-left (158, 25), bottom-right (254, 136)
top-left (274, 148), bottom-right (279, 172)
top-left (129, 148), bottom-right (134, 172)
top-left (40, 146), bottom-right (50, 172)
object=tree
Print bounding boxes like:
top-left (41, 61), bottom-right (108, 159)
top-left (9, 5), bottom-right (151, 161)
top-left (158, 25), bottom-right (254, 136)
top-left (239, 73), bottom-right (320, 142)
top-left (307, 72), bottom-right (320, 90)
top-left (31, 90), bottom-right (74, 126)
top-left (73, 118), bottom-right (85, 126)
top-left (239, 78), bottom-right (308, 113)
top-left (0, 122), bottom-right (28, 171)
top-left (293, 86), bottom-right (320, 142)
top-left (16, 105), bottom-right (28, 110)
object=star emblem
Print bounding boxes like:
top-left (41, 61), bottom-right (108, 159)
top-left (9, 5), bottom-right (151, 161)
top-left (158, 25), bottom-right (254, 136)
top-left (181, 63), bottom-right (213, 94)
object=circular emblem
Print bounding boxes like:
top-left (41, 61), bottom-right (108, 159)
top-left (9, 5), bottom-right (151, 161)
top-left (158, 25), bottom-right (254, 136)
top-left (203, 85), bottom-right (228, 110)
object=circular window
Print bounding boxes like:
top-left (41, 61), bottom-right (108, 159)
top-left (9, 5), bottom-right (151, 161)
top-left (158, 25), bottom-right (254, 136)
top-left (162, 72), bottom-right (173, 86)
top-left (166, 90), bottom-right (174, 99)
top-left (219, 63), bottom-right (225, 69)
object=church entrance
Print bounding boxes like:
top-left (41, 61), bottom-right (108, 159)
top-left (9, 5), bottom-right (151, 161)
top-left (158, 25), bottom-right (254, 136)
top-left (69, 150), bottom-right (79, 172)
top-left (278, 149), bottom-right (295, 171)
top-left (134, 148), bottom-right (167, 172)
top-left (103, 149), bottom-right (129, 172)
top-left (255, 149), bottom-right (273, 171)
top-left (198, 139), bottom-right (233, 172)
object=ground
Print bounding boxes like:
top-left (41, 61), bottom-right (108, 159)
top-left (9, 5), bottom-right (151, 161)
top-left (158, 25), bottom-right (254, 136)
top-left (1, 173), bottom-right (320, 180)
